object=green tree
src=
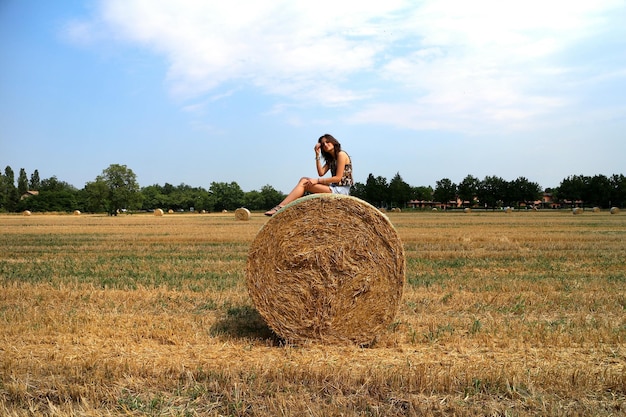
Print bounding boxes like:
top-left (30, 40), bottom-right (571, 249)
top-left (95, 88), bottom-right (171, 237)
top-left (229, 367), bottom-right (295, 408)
top-left (364, 174), bottom-right (389, 208)
top-left (433, 178), bottom-right (457, 208)
top-left (40, 176), bottom-right (75, 192)
top-left (511, 177), bottom-right (542, 207)
top-left (210, 181), bottom-right (244, 211)
top-left (141, 184), bottom-right (168, 211)
top-left (349, 182), bottom-right (366, 201)
top-left (458, 175), bottom-right (480, 207)
top-left (243, 190), bottom-right (265, 210)
top-left (259, 185), bottom-right (284, 210)
top-left (584, 174), bottom-right (611, 207)
top-left (95, 164), bottom-right (142, 214)
top-left (0, 170), bottom-right (7, 211)
top-left (19, 176), bottom-right (78, 212)
top-left (83, 179), bottom-right (109, 213)
top-left (29, 169), bottom-right (41, 190)
top-left (18, 168), bottom-right (29, 196)
top-left (411, 185), bottom-right (433, 202)
top-left (609, 174), bottom-right (626, 208)
top-left (557, 175), bottom-right (587, 206)
top-left (388, 172), bottom-right (412, 208)
top-left (478, 175), bottom-right (507, 209)
top-left (2, 166), bottom-right (18, 212)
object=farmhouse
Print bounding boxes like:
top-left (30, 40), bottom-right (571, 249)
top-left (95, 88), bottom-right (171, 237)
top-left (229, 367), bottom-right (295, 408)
top-left (20, 190), bottom-right (39, 200)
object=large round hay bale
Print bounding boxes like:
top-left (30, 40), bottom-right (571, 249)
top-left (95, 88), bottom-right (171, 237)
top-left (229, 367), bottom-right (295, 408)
top-left (464, 207), bottom-right (472, 213)
top-left (168, 209), bottom-right (174, 214)
top-left (504, 207), bottom-right (512, 213)
top-left (572, 207), bottom-right (583, 215)
top-left (592, 207), bottom-right (600, 213)
top-left (154, 208), bottom-right (164, 216)
top-left (235, 207), bottom-right (251, 221)
top-left (246, 194), bottom-right (405, 345)
top-left (73, 210), bottom-right (81, 216)
top-left (23, 210), bottom-right (31, 216)
top-left (610, 207), bottom-right (620, 215)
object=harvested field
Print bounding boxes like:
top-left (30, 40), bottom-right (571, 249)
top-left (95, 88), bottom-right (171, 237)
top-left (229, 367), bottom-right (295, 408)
top-left (1, 210), bottom-right (625, 416)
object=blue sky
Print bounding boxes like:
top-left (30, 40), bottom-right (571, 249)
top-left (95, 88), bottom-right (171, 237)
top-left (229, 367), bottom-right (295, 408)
top-left (1, 0), bottom-right (625, 193)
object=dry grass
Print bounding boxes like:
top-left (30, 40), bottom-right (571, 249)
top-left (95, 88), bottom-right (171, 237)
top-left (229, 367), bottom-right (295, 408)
top-left (1, 210), bottom-right (625, 416)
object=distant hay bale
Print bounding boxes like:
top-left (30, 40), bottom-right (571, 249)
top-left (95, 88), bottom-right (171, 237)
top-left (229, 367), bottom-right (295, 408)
top-left (154, 208), bottom-right (164, 216)
top-left (168, 209), bottom-right (174, 214)
top-left (391, 207), bottom-right (401, 213)
top-left (432, 207), bottom-right (438, 211)
top-left (246, 194), bottom-right (405, 345)
top-left (201, 210), bottom-right (207, 214)
top-left (572, 207), bottom-right (583, 215)
top-left (610, 207), bottom-right (620, 215)
top-left (23, 210), bottom-right (31, 216)
top-left (235, 207), bottom-right (251, 221)
top-left (73, 210), bottom-right (81, 216)
top-left (504, 207), bottom-right (512, 213)
top-left (464, 208), bottom-right (472, 213)
top-left (593, 207), bottom-right (600, 213)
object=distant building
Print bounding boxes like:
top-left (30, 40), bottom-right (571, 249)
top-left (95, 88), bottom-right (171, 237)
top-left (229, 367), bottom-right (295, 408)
top-left (20, 190), bottom-right (39, 200)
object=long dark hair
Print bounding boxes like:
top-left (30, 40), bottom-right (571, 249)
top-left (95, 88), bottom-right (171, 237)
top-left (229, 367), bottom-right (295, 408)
top-left (318, 134), bottom-right (342, 167)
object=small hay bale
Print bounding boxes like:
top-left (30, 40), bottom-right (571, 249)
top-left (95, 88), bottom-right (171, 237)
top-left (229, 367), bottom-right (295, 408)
top-left (235, 207), bottom-right (251, 221)
top-left (504, 207), bottom-right (512, 213)
top-left (168, 209), bottom-right (174, 214)
top-left (246, 194), bottom-right (405, 345)
top-left (593, 207), bottom-right (600, 213)
top-left (391, 207), bottom-right (401, 213)
top-left (610, 207), bottom-right (620, 215)
top-left (464, 207), bottom-right (472, 213)
top-left (23, 210), bottom-right (31, 216)
top-left (73, 210), bottom-right (81, 216)
top-left (154, 208), bottom-right (164, 216)
top-left (572, 207), bottom-right (583, 215)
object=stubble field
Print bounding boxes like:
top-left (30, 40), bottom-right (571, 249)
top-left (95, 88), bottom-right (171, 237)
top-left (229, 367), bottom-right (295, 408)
top-left (0, 209), bottom-right (624, 416)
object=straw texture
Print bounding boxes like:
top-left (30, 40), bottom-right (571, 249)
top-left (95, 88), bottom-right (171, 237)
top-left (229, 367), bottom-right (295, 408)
top-left (235, 207), bottom-right (251, 221)
top-left (246, 194), bottom-right (405, 345)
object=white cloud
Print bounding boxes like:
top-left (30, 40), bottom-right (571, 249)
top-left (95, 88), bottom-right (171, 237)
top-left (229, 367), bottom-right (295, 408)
top-left (77, 0), bottom-right (625, 133)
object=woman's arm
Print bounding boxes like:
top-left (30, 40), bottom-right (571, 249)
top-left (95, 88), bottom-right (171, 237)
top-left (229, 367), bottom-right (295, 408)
top-left (317, 151), bottom-right (348, 185)
top-left (315, 143), bottom-right (328, 176)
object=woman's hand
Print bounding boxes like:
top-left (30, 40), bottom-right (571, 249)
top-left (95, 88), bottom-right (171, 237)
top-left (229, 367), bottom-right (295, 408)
top-left (314, 143), bottom-right (321, 154)
top-left (304, 177), bottom-right (320, 188)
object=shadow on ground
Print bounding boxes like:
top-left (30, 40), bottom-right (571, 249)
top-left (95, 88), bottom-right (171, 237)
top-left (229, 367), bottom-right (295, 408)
top-left (210, 304), bottom-right (282, 345)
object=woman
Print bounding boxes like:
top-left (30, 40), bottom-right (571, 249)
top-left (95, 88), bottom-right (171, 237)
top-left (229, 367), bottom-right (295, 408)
top-left (265, 134), bottom-right (353, 216)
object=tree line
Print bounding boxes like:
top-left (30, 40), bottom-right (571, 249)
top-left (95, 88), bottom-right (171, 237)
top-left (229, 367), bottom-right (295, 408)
top-left (1, 163), bottom-right (624, 214)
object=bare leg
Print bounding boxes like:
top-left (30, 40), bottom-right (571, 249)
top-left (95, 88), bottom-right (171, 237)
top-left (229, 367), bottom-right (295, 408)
top-left (265, 178), bottom-right (331, 216)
